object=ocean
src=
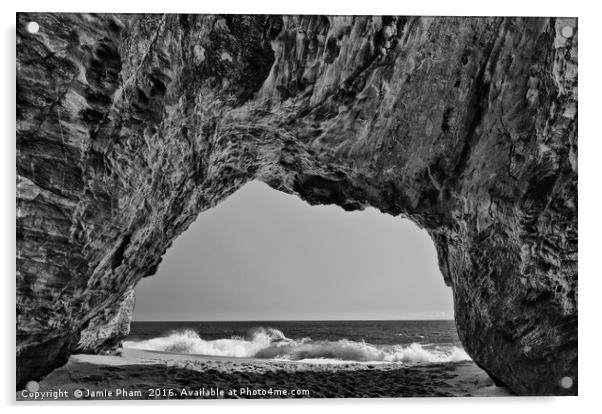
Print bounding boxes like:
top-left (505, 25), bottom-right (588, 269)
top-left (21, 320), bottom-right (502, 400)
top-left (124, 320), bottom-right (470, 365)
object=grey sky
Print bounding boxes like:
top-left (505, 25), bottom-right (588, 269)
top-left (133, 181), bottom-right (454, 321)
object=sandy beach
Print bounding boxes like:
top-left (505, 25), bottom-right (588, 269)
top-left (17, 348), bottom-right (511, 400)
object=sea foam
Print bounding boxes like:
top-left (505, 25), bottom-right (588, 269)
top-left (123, 327), bottom-right (471, 364)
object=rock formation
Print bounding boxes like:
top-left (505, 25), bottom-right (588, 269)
top-left (16, 13), bottom-right (577, 394)
top-left (73, 289), bottom-right (135, 355)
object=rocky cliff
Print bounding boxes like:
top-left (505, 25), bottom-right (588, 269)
top-left (73, 288), bottom-right (135, 355)
top-left (16, 13), bottom-right (577, 394)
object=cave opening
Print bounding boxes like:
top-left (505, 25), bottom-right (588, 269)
top-left (124, 180), bottom-right (462, 363)
top-left (133, 180), bottom-right (454, 322)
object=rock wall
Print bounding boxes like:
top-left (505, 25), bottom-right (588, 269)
top-left (73, 289), bottom-right (135, 355)
top-left (16, 13), bottom-right (577, 394)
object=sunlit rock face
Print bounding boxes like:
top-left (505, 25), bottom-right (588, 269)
top-left (16, 13), bottom-right (577, 394)
top-left (73, 289), bottom-right (135, 355)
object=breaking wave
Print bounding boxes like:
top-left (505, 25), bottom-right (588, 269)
top-left (123, 327), bottom-right (470, 364)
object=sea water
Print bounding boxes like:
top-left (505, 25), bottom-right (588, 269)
top-left (124, 320), bottom-right (470, 365)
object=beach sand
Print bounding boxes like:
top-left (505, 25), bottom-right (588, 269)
top-left (18, 348), bottom-right (512, 400)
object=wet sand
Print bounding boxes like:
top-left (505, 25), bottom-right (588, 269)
top-left (17, 348), bottom-right (511, 400)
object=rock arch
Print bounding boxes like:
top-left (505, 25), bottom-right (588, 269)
top-left (16, 13), bottom-right (577, 394)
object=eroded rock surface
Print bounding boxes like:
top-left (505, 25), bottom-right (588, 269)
top-left (73, 289), bottom-right (135, 355)
top-left (16, 13), bottom-right (577, 394)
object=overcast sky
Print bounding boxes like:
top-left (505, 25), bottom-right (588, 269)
top-left (133, 180), bottom-right (454, 321)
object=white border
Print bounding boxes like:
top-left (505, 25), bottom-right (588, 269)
top-left (4, 0), bottom-right (584, 16)
top-left (2, 1), bottom-right (598, 413)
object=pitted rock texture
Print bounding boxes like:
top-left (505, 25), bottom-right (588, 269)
top-left (16, 14), bottom-right (577, 394)
top-left (73, 289), bottom-right (135, 355)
